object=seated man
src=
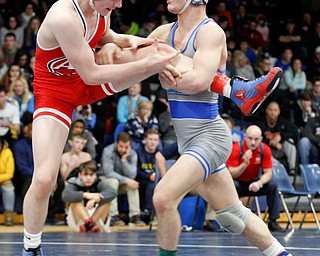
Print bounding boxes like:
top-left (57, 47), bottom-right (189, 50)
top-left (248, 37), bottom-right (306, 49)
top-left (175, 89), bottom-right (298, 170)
top-left (98, 132), bottom-right (145, 226)
top-left (256, 101), bottom-right (298, 175)
top-left (62, 161), bottom-right (116, 232)
top-left (226, 125), bottom-right (283, 232)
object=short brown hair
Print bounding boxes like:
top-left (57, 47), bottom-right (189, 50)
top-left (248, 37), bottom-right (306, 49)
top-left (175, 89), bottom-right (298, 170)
top-left (144, 129), bottom-right (160, 138)
top-left (117, 132), bottom-right (131, 143)
top-left (79, 160), bottom-right (96, 173)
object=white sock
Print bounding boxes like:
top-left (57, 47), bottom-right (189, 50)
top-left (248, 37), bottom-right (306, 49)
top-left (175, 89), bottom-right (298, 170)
top-left (24, 229), bottom-right (42, 250)
top-left (223, 81), bottom-right (231, 98)
top-left (263, 239), bottom-right (287, 256)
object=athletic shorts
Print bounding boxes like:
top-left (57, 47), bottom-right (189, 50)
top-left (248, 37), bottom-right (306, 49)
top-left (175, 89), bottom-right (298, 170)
top-left (175, 117), bottom-right (232, 180)
top-left (33, 78), bottom-right (118, 130)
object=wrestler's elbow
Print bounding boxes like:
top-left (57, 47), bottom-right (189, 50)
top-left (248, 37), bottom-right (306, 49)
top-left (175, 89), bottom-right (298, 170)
top-left (190, 78), bottom-right (211, 93)
top-left (81, 72), bottom-right (100, 85)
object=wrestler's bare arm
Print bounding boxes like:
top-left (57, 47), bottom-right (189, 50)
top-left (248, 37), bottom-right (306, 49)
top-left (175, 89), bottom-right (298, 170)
top-left (39, 2), bottom-right (179, 90)
top-left (151, 22), bottom-right (227, 94)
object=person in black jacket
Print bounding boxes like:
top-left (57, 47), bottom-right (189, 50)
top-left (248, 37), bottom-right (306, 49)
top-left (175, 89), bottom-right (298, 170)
top-left (62, 161), bottom-right (116, 232)
top-left (256, 101), bottom-right (298, 175)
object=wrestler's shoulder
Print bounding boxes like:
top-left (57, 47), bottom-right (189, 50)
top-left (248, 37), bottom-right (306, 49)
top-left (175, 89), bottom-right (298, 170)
top-left (148, 23), bottom-right (174, 40)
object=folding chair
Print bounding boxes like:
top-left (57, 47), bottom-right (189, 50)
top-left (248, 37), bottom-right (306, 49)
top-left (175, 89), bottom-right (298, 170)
top-left (272, 162), bottom-right (315, 231)
top-left (149, 159), bottom-right (176, 230)
top-left (299, 164), bottom-right (320, 230)
top-left (245, 196), bottom-right (262, 219)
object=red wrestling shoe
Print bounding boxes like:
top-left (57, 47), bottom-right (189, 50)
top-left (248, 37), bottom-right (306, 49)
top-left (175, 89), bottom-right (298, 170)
top-left (230, 67), bottom-right (283, 116)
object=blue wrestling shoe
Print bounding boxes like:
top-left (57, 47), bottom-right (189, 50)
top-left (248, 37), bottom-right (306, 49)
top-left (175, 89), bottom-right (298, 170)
top-left (22, 246), bottom-right (43, 255)
top-left (277, 251), bottom-right (292, 256)
top-left (230, 67), bottom-right (283, 116)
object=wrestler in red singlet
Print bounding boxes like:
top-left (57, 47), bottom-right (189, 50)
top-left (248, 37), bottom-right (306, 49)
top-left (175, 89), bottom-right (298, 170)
top-left (33, 0), bottom-right (117, 129)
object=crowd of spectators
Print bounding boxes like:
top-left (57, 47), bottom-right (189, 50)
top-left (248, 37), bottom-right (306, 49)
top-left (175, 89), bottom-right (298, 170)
top-left (1, 0), bottom-right (320, 228)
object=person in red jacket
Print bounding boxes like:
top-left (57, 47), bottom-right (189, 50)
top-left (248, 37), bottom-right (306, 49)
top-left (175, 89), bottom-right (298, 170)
top-left (226, 125), bottom-right (283, 232)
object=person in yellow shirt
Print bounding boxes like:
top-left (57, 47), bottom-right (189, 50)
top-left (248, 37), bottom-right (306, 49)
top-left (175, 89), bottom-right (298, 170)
top-left (0, 136), bottom-right (15, 226)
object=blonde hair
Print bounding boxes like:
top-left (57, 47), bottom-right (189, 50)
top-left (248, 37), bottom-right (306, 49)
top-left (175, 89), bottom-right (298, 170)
top-left (8, 76), bottom-right (31, 105)
top-left (232, 50), bottom-right (247, 68)
top-left (138, 100), bottom-right (153, 111)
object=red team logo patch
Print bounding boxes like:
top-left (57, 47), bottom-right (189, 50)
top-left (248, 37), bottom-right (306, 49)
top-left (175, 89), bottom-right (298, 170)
top-left (47, 57), bottom-right (77, 76)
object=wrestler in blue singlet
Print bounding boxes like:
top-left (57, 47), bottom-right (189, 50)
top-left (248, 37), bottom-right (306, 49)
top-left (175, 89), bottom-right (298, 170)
top-left (166, 18), bottom-right (232, 179)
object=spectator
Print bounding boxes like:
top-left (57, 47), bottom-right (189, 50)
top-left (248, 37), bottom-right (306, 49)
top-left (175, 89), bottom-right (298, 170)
top-left (98, 132), bottom-right (145, 226)
top-left (2, 32), bottom-right (18, 67)
top-left (256, 15), bottom-right (270, 51)
top-left (20, 2), bottom-right (36, 29)
top-left (309, 76), bottom-right (320, 114)
top-left (226, 125), bottom-right (283, 232)
top-left (281, 58), bottom-right (307, 102)
top-left (215, 0), bottom-right (233, 28)
top-left (241, 19), bottom-right (264, 54)
top-left (22, 15), bottom-right (41, 56)
top-left (64, 116), bottom-right (97, 160)
top-left (1, 63), bottom-right (23, 91)
top-left (72, 104), bottom-right (97, 131)
top-left (289, 91), bottom-right (315, 129)
top-left (116, 82), bottom-right (148, 124)
top-left (254, 56), bottom-right (271, 78)
top-left (60, 134), bottom-right (92, 183)
top-left (256, 101), bottom-right (298, 175)
top-left (274, 47), bottom-right (293, 73)
top-left (126, 99), bottom-right (159, 150)
top-left (278, 18), bottom-right (302, 58)
top-left (62, 160), bottom-right (117, 232)
top-left (298, 116), bottom-right (320, 164)
top-left (14, 49), bottom-right (29, 74)
top-left (239, 40), bottom-right (257, 66)
top-left (0, 84), bottom-right (20, 148)
top-left (233, 50), bottom-right (255, 80)
top-left (7, 76), bottom-right (34, 118)
top-left (135, 129), bottom-right (160, 215)
top-left (0, 136), bottom-right (15, 226)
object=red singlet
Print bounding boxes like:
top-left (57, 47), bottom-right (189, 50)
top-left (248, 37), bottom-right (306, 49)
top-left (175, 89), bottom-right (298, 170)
top-left (33, 0), bottom-right (117, 130)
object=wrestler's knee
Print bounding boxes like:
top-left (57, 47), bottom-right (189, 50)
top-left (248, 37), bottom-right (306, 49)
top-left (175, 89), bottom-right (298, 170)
top-left (215, 201), bottom-right (251, 235)
top-left (32, 173), bottom-right (58, 199)
top-left (152, 187), bottom-right (171, 214)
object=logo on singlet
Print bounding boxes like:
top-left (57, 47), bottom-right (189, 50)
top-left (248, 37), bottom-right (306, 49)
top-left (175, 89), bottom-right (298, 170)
top-left (47, 57), bottom-right (77, 76)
